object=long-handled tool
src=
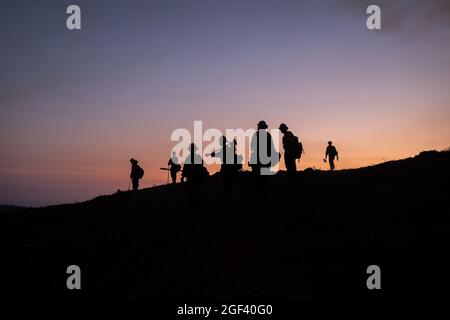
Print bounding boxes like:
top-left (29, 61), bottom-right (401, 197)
top-left (205, 140), bottom-right (236, 157)
top-left (160, 167), bottom-right (183, 171)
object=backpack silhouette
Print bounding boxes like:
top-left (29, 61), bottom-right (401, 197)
top-left (290, 135), bottom-right (304, 159)
top-left (136, 165), bottom-right (144, 179)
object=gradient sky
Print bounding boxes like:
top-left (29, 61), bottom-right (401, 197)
top-left (1, 0), bottom-right (449, 206)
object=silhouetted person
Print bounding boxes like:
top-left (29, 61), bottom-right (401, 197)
top-left (250, 120), bottom-right (278, 187)
top-left (182, 143), bottom-right (206, 202)
top-left (130, 158), bottom-right (144, 191)
top-left (168, 151), bottom-right (181, 184)
top-left (232, 139), bottom-right (244, 173)
top-left (324, 141), bottom-right (339, 171)
top-left (181, 143), bottom-right (202, 183)
top-left (279, 123), bottom-right (303, 178)
top-left (210, 136), bottom-right (237, 195)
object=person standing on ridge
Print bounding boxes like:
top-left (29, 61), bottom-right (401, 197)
top-left (168, 151), bottom-right (181, 184)
top-left (324, 141), bottom-right (339, 171)
top-left (210, 136), bottom-right (237, 195)
top-left (130, 158), bottom-right (144, 191)
top-left (250, 120), bottom-right (279, 186)
top-left (279, 123), bottom-right (303, 178)
top-left (182, 143), bottom-right (207, 202)
top-left (181, 143), bottom-right (203, 184)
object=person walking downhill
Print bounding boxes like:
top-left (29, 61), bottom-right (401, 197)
top-left (324, 141), bottom-right (339, 171)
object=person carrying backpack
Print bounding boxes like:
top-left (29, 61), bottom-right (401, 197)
top-left (279, 123), bottom-right (304, 178)
top-left (324, 141), bottom-right (339, 171)
top-left (130, 158), bottom-right (144, 191)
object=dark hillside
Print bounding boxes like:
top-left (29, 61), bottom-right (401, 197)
top-left (1, 150), bottom-right (449, 299)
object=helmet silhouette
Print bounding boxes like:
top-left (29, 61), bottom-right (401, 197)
top-left (257, 120), bottom-right (268, 129)
top-left (279, 123), bottom-right (288, 131)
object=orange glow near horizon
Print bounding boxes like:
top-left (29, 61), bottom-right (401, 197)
top-left (2, 119), bottom-right (448, 207)
top-left (1, 1), bottom-right (450, 206)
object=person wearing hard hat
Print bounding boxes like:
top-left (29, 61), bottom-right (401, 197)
top-left (129, 158), bottom-right (144, 191)
top-left (249, 120), bottom-right (279, 184)
top-left (279, 123), bottom-right (301, 178)
top-left (324, 141), bottom-right (339, 171)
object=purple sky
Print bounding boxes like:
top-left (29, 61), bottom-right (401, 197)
top-left (1, 0), bottom-right (449, 206)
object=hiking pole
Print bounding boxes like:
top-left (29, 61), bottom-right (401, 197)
top-left (127, 179), bottom-right (131, 191)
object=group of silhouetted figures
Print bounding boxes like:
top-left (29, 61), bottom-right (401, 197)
top-left (129, 120), bottom-right (339, 196)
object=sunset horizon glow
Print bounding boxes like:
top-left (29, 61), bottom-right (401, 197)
top-left (1, 0), bottom-right (449, 206)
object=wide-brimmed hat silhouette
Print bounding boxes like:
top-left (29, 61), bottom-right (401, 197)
top-left (257, 120), bottom-right (268, 129)
top-left (130, 158), bottom-right (138, 164)
top-left (279, 123), bottom-right (288, 131)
